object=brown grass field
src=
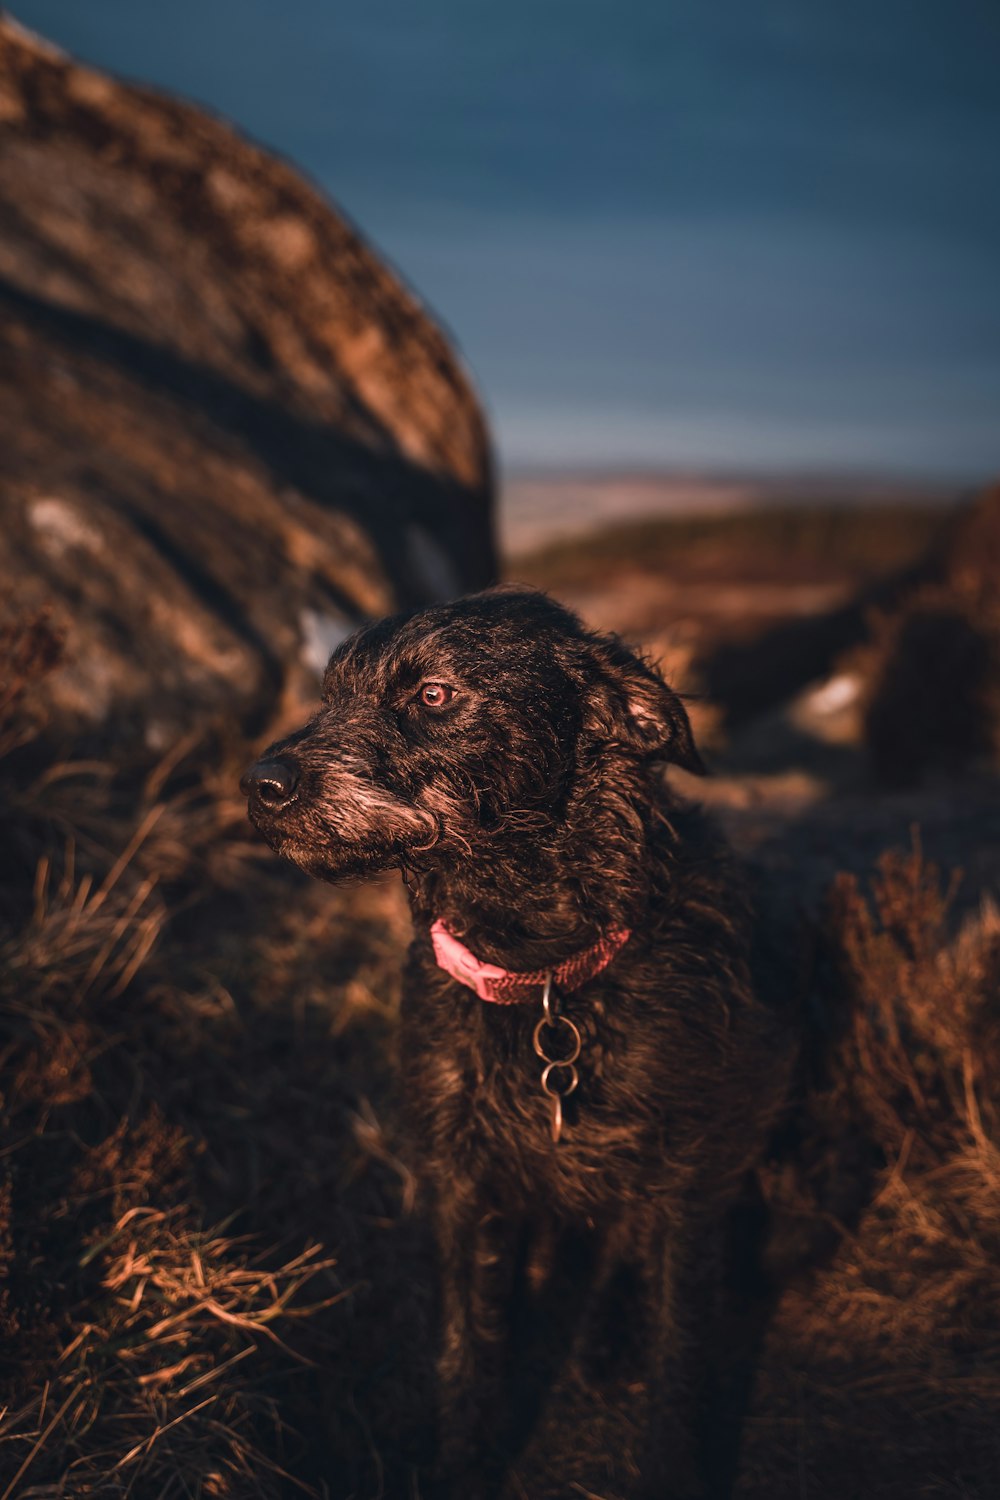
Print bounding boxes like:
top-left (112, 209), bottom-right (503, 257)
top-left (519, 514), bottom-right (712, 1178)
top-left (2, 491), bottom-right (1000, 1497)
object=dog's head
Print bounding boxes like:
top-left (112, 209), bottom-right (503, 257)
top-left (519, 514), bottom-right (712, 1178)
top-left (242, 588), bottom-right (703, 882)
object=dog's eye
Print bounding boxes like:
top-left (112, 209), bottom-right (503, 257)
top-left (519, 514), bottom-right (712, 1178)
top-left (418, 682), bottom-right (454, 710)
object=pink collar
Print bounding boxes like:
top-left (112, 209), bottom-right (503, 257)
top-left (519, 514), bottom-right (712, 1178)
top-left (430, 920), bottom-right (631, 1005)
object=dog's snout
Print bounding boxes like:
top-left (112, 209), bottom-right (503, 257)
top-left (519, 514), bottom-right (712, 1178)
top-left (240, 757), bottom-right (299, 808)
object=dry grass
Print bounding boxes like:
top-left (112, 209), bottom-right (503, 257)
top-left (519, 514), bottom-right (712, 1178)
top-left (2, 1213), bottom-right (340, 1500)
top-left (0, 609), bottom-right (64, 761)
top-left (736, 847), bottom-right (1000, 1497)
top-left (0, 624), bottom-right (415, 1497)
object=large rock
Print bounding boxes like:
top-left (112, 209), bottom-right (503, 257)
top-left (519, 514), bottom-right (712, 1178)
top-left (859, 484), bottom-right (1000, 783)
top-left (0, 16), bottom-right (495, 744)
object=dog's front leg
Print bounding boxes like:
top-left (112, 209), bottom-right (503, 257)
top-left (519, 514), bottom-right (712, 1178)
top-left (639, 1222), bottom-right (722, 1500)
top-left (434, 1200), bottom-right (521, 1496)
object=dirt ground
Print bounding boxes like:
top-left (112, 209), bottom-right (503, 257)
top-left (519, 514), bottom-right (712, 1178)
top-left (2, 497), bottom-right (1000, 1498)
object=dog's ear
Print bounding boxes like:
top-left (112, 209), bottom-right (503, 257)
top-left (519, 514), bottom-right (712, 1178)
top-left (584, 640), bottom-right (706, 774)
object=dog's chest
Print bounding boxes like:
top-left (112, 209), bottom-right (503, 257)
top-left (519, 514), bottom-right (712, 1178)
top-left (401, 968), bottom-right (696, 1213)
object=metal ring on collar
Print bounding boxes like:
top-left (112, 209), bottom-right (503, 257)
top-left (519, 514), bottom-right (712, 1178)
top-left (540, 1060), bottom-right (580, 1098)
top-left (532, 1013), bottom-right (582, 1066)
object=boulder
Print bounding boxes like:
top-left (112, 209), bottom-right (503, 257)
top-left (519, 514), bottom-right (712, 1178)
top-left (0, 16), bottom-right (495, 745)
top-left (859, 484), bottom-right (1000, 783)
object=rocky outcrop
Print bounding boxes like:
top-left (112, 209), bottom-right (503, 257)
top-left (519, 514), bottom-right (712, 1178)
top-left (858, 484), bottom-right (1000, 783)
top-left (0, 15), bottom-right (495, 743)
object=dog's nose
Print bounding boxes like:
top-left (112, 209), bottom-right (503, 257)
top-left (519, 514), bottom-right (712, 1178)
top-left (240, 758), bottom-right (299, 808)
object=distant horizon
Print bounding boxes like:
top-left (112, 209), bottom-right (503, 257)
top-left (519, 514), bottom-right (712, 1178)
top-left (497, 465), bottom-right (969, 557)
top-left (12, 1), bottom-right (1000, 479)
top-left (499, 460), bottom-right (986, 489)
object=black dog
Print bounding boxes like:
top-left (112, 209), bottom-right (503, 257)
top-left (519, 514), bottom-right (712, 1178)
top-left (243, 587), bottom-right (794, 1498)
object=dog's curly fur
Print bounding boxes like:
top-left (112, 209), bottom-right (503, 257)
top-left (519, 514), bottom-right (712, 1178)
top-left (244, 587), bottom-right (795, 1497)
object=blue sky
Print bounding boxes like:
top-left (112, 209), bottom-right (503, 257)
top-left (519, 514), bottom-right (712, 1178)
top-left (13, 0), bottom-right (1000, 478)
